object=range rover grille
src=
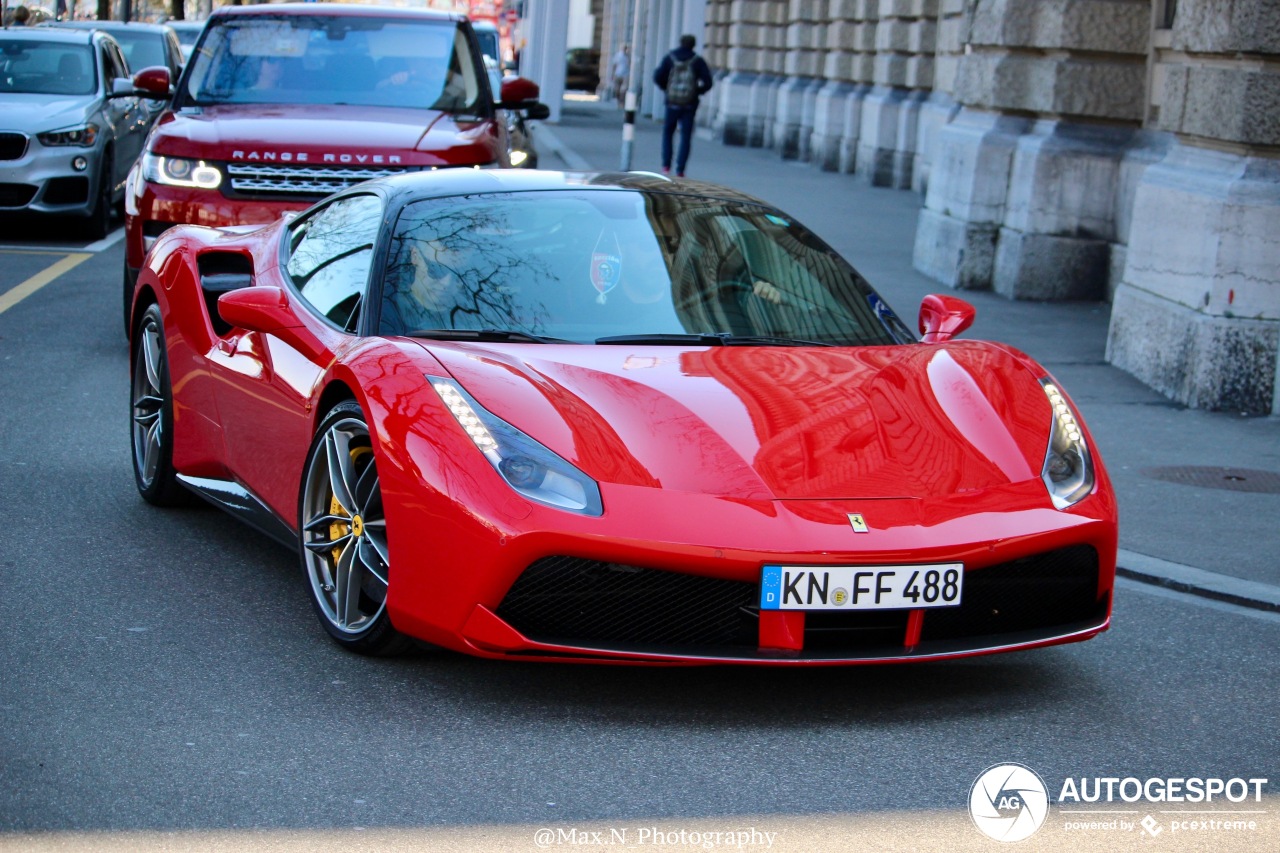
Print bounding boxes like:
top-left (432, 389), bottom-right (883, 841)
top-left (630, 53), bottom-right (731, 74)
top-left (225, 163), bottom-right (417, 196)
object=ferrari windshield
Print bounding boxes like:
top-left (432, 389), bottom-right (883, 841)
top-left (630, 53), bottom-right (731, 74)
top-left (182, 15), bottom-right (484, 112)
top-left (379, 190), bottom-right (912, 346)
top-left (0, 40), bottom-right (96, 95)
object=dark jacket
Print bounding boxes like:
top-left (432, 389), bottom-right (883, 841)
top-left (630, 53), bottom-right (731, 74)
top-left (653, 46), bottom-right (713, 108)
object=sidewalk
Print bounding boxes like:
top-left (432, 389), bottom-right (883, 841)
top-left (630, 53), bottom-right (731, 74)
top-left (532, 98), bottom-right (1280, 611)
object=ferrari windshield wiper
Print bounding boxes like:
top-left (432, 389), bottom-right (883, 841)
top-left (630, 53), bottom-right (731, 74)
top-left (407, 328), bottom-right (570, 344)
top-left (594, 332), bottom-right (834, 347)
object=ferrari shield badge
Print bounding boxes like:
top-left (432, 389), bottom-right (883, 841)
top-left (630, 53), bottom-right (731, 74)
top-left (847, 513), bottom-right (869, 533)
top-left (591, 230), bottom-right (623, 304)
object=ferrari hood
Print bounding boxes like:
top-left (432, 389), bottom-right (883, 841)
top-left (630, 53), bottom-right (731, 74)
top-left (422, 341), bottom-right (1053, 501)
top-left (148, 105), bottom-right (496, 165)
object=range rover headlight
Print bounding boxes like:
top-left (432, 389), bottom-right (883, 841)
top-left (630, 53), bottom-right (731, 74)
top-left (429, 376), bottom-right (603, 516)
top-left (1041, 380), bottom-right (1095, 509)
top-left (38, 124), bottom-right (99, 147)
top-left (141, 153), bottom-right (223, 189)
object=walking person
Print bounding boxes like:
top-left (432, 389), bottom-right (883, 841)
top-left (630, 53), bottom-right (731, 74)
top-left (653, 34), bottom-right (713, 178)
top-left (609, 43), bottom-right (630, 105)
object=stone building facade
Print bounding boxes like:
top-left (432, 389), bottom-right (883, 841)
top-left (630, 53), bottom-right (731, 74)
top-left (586, 0), bottom-right (1279, 414)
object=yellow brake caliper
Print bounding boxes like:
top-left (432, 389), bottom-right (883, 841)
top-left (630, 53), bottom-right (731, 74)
top-left (329, 445), bottom-right (373, 565)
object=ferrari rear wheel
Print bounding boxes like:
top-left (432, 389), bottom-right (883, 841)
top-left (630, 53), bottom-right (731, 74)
top-left (300, 401), bottom-right (407, 655)
top-left (130, 304), bottom-right (190, 506)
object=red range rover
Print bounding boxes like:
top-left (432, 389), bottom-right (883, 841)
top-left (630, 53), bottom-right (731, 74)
top-left (124, 3), bottom-right (546, 320)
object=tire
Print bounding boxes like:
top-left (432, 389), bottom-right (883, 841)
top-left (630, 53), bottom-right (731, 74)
top-left (83, 156), bottom-right (113, 241)
top-left (299, 401), bottom-right (407, 655)
top-left (130, 304), bottom-right (191, 506)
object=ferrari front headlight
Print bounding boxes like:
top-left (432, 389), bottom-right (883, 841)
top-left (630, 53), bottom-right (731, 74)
top-left (430, 376), bottom-right (603, 516)
top-left (1041, 380), bottom-right (1094, 509)
top-left (141, 153), bottom-right (223, 189)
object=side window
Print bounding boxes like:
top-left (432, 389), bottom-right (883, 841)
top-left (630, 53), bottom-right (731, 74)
top-left (286, 194), bottom-right (382, 333)
top-left (105, 43), bottom-right (128, 80)
top-left (169, 32), bottom-right (183, 74)
top-left (98, 46), bottom-right (114, 82)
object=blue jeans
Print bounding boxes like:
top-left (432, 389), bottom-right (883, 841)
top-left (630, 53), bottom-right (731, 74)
top-left (661, 104), bottom-right (697, 174)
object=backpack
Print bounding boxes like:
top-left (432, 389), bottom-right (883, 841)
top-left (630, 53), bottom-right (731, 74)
top-left (666, 54), bottom-right (698, 106)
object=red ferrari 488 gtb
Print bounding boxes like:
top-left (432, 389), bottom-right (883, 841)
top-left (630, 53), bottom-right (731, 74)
top-left (128, 169), bottom-right (1117, 663)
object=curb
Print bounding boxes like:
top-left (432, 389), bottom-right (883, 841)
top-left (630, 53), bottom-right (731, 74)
top-left (1117, 549), bottom-right (1280, 613)
top-left (529, 123), bottom-right (592, 171)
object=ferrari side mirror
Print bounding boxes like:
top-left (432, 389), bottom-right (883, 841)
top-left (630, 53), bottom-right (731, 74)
top-left (918, 294), bottom-right (976, 343)
top-left (218, 286), bottom-right (295, 334)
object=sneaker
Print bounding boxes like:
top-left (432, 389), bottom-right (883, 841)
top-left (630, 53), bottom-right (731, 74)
top-left (661, 166), bottom-right (670, 175)
top-left (676, 171), bottom-right (685, 178)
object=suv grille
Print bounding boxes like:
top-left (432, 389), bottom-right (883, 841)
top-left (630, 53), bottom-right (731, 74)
top-left (226, 162), bottom-right (416, 197)
top-left (0, 133), bottom-right (29, 161)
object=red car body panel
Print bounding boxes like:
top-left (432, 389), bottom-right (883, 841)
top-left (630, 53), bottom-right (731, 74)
top-left (132, 174), bottom-right (1118, 666)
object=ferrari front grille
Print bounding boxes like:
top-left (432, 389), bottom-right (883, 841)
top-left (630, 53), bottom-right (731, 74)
top-left (921, 545), bottom-right (1100, 642)
top-left (497, 546), bottom-right (1103, 659)
top-left (0, 133), bottom-right (28, 161)
top-left (225, 162), bottom-right (417, 196)
top-left (497, 557), bottom-right (759, 649)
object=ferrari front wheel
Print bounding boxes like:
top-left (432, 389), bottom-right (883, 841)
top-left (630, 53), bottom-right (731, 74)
top-left (130, 304), bottom-right (189, 506)
top-left (299, 401), bottom-right (406, 655)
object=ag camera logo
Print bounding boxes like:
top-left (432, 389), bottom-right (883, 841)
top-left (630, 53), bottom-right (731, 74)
top-left (969, 763), bottom-right (1050, 842)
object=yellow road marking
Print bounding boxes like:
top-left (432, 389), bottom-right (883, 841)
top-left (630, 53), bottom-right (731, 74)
top-left (0, 252), bottom-right (92, 316)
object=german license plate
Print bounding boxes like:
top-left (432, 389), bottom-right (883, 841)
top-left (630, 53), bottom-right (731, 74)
top-left (759, 564), bottom-right (964, 610)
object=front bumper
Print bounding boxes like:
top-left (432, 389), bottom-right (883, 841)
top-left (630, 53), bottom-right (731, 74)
top-left (0, 134), bottom-right (102, 217)
top-left (382, 472), bottom-right (1119, 665)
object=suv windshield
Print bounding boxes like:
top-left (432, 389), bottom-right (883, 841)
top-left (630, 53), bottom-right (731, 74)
top-left (379, 191), bottom-right (914, 346)
top-left (0, 40), bottom-right (96, 96)
top-left (182, 15), bottom-right (485, 112)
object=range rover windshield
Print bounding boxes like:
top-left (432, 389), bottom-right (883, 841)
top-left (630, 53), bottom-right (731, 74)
top-left (181, 15), bottom-right (486, 113)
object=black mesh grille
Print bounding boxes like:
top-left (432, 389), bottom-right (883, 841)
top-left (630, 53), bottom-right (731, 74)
top-left (496, 546), bottom-right (1103, 659)
top-left (497, 557), bottom-right (759, 648)
top-left (42, 176), bottom-right (89, 206)
top-left (0, 133), bottom-right (27, 161)
top-left (921, 545), bottom-right (1100, 642)
top-left (0, 183), bottom-right (37, 208)
top-left (804, 610), bottom-right (909, 651)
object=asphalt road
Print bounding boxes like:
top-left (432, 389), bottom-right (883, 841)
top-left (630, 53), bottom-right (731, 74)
top-left (1, 228), bottom-right (1276, 852)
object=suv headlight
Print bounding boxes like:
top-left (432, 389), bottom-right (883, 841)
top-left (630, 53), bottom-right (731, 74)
top-left (1041, 380), bottom-right (1095, 509)
top-left (430, 376), bottom-right (603, 516)
top-left (141, 153), bottom-right (223, 189)
top-left (38, 124), bottom-right (98, 147)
